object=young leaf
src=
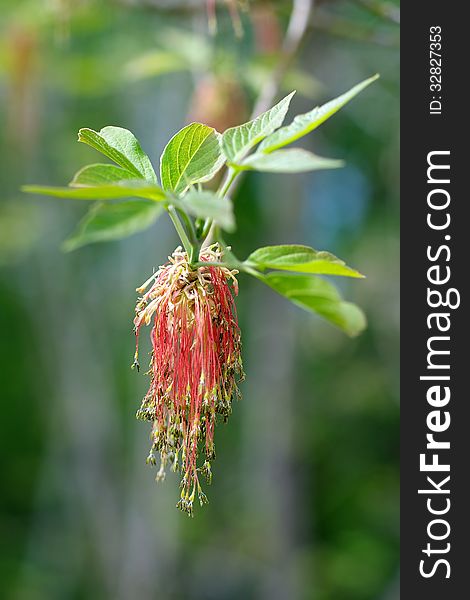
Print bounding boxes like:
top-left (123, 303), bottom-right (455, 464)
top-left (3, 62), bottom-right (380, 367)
top-left (22, 180), bottom-right (167, 202)
top-left (245, 245), bottom-right (364, 278)
top-left (78, 127), bottom-right (157, 182)
top-left (178, 189), bottom-right (235, 232)
top-left (237, 149), bottom-right (343, 173)
top-left (160, 123), bottom-right (224, 194)
top-left (63, 201), bottom-right (163, 251)
top-left (259, 75), bottom-right (379, 153)
top-left (222, 91), bottom-right (296, 162)
top-left (71, 164), bottom-right (136, 186)
top-left (258, 272), bottom-right (366, 336)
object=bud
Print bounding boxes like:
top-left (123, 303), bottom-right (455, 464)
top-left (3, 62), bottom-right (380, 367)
top-left (134, 244), bottom-right (244, 515)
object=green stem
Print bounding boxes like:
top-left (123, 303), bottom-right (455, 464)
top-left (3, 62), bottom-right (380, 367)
top-left (178, 208), bottom-right (200, 263)
top-left (201, 167), bottom-right (239, 245)
top-left (219, 167), bottom-right (238, 197)
top-left (168, 205), bottom-right (194, 260)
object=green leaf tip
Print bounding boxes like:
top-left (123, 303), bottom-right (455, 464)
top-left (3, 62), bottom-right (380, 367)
top-left (259, 74), bottom-right (380, 153)
top-left (258, 272), bottom-right (367, 337)
top-left (222, 91), bottom-right (296, 162)
top-left (21, 181), bottom-right (166, 202)
top-left (236, 149), bottom-right (344, 173)
top-left (245, 244), bottom-right (364, 278)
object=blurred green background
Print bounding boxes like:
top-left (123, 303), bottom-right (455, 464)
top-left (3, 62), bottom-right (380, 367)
top-left (0, 1), bottom-right (399, 599)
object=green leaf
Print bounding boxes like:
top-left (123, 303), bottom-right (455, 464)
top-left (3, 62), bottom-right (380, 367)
top-left (178, 190), bottom-right (235, 232)
top-left (259, 272), bottom-right (366, 336)
top-left (22, 180), bottom-right (167, 202)
top-left (160, 123), bottom-right (224, 194)
top-left (63, 200), bottom-right (163, 251)
top-left (237, 149), bottom-right (343, 173)
top-left (71, 164), bottom-right (136, 186)
top-left (259, 75), bottom-right (379, 153)
top-left (222, 91), bottom-right (296, 162)
top-left (78, 126), bottom-right (157, 182)
top-left (246, 245), bottom-right (364, 278)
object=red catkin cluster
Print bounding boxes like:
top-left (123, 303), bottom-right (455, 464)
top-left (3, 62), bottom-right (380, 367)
top-left (133, 245), bottom-right (243, 515)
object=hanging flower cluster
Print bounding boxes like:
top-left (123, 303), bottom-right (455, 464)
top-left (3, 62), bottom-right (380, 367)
top-left (133, 244), bottom-right (244, 515)
top-left (23, 76), bottom-right (376, 515)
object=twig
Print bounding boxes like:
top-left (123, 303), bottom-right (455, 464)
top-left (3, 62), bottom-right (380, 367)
top-left (252, 0), bottom-right (314, 118)
top-left (355, 0), bottom-right (400, 25)
top-left (232, 0), bottom-right (314, 199)
top-left (312, 11), bottom-right (399, 47)
top-left (202, 0), bottom-right (314, 249)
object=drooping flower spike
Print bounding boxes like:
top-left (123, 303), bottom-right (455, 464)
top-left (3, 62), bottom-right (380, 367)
top-left (23, 77), bottom-right (376, 515)
top-left (133, 244), bottom-right (244, 516)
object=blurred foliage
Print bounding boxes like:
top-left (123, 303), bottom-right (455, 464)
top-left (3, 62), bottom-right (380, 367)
top-left (0, 1), bottom-right (399, 599)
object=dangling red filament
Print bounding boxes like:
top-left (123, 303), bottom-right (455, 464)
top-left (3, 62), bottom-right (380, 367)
top-left (133, 244), bottom-right (243, 516)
